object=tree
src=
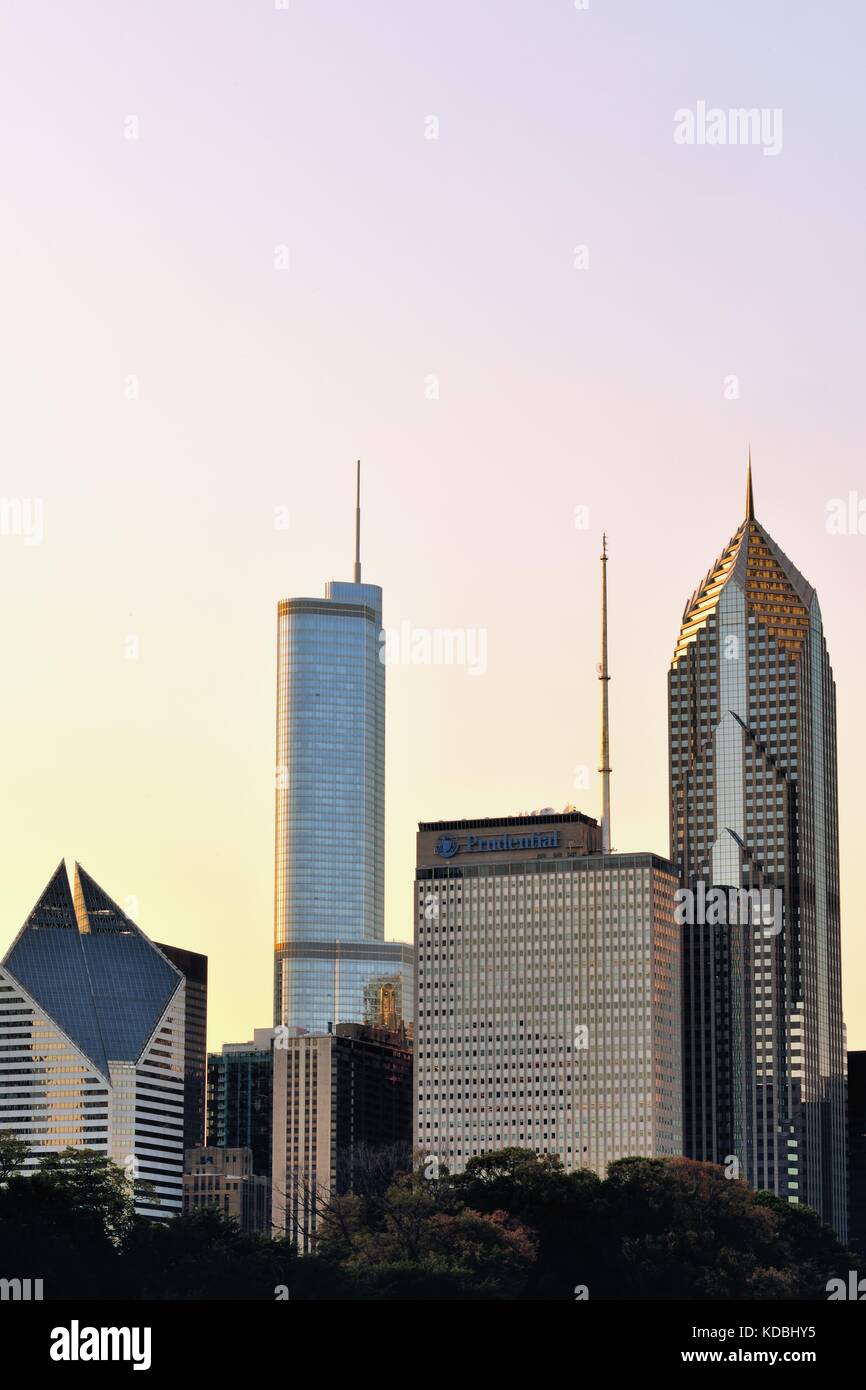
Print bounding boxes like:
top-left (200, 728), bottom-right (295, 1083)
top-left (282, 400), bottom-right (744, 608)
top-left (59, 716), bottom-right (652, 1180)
top-left (28, 1148), bottom-right (138, 1245)
top-left (0, 1132), bottom-right (28, 1186)
top-left (317, 1168), bottom-right (538, 1298)
top-left (0, 1148), bottom-right (134, 1299)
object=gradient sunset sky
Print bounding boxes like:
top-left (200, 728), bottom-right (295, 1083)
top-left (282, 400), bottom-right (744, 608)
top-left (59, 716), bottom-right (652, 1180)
top-left (1, 0), bottom-right (865, 1050)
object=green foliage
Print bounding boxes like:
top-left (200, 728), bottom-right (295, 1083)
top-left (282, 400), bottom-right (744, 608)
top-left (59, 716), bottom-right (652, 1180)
top-left (317, 1169), bottom-right (537, 1298)
top-left (0, 1131), bottom-right (29, 1185)
top-left (0, 1145), bottom-right (860, 1299)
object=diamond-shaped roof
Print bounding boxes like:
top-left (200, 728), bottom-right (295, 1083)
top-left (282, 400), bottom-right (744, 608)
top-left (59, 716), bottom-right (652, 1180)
top-left (2, 862), bottom-right (181, 1077)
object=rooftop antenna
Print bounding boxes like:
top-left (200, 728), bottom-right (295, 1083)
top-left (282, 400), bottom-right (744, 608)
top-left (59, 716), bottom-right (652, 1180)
top-left (353, 459), bottom-right (362, 583)
top-left (746, 447), bottom-right (755, 520)
top-left (599, 533), bottom-right (611, 854)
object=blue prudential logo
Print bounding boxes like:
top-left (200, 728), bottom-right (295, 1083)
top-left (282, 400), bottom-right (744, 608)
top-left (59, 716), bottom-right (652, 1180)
top-left (434, 835), bottom-right (459, 859)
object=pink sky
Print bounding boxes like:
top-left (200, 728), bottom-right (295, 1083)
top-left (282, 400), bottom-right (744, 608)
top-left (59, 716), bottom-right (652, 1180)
top-left (1, 0), bottom-right (864, 1049)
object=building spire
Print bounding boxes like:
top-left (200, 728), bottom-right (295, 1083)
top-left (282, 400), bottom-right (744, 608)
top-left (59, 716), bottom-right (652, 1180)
top-left (746, 448), bottom-right (754, 520)
top-left (353, 459), bottom-right (362, 583)
top-left (599, 532), bottom-right (611, 854)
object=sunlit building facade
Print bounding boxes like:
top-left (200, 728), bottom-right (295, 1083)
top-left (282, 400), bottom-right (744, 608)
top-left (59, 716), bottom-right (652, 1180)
top-left (669, 465), bottom-right (847, 1237)
top-left (415, 814), bottom-right (682, 1174)
top-left (0, 863), bottom-right (186, 1219)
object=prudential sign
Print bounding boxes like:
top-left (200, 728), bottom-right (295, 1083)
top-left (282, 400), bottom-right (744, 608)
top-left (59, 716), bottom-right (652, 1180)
top-left (434, 830), bottom-right (559, 858)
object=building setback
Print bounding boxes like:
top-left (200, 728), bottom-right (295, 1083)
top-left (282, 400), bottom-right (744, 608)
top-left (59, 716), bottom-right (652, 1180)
top-left (669, 463), bottom-right (847, 1238)
top-left (271, 1023), bottom-right (413, 1250)
top-left (155, 942), bottom-right (208, 1151)
top-left (415, 814), bottom-right (681, 1174)
top-left (0, 863), bottom-right (186, 1219)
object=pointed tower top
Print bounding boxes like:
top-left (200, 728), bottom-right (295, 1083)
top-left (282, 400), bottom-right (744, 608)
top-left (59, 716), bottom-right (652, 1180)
top-left (353, 459), bottom-right (362, 583)
top-left (746, 448), bottom-right (755, 520)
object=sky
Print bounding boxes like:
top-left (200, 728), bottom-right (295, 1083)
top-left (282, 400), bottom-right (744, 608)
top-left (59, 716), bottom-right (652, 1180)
top-left (1, 0), bottom-right (865, 1051)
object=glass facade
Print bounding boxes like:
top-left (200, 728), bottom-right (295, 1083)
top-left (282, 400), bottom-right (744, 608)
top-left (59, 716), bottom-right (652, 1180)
top-left (273, 575), bottom-right (413, 1033)
top-left (670, 493), bottom-right (847, 1238)
top-left (207, 1030), bottom-right (274, 1180)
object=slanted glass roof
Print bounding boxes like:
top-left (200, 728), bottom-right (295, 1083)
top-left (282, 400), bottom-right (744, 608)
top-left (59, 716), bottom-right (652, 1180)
top-left (3, 862), bottom-right (180, 1076)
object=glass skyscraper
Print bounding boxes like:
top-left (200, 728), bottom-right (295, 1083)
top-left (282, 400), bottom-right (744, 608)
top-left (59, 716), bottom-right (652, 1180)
top-left (273, 472), bottom-right (413, 1034)
top-left (669, 463), bottom-right (847, 1238)
top-left (0, 863), bottom-right (186, 1218)
top-left (207, 1029), bottom-right (275, 1180)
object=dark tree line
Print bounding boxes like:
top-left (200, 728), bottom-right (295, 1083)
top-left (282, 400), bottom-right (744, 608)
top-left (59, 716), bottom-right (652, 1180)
top-left (0, 1134), bottom-right (859, 1300)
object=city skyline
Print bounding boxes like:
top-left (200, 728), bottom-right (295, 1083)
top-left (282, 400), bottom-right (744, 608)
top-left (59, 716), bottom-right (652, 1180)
top-left (0, 457), bottom-right (860, 1056)
top-left (2, 2), bottom-right (866, 1059)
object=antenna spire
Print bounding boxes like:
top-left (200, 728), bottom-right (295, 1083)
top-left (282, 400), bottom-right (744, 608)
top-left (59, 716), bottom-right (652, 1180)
top-left (746, 447), bottom-right (754, 520)
top-left (599, 532), bottom-right (611, 854)
top-left (354, 459), bottom-right (362, 583)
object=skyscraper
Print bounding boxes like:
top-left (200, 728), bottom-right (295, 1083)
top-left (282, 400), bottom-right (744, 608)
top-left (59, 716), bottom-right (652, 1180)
top-left (669, 460), bottom-right (847, 1237)
top-left (0, 863), bottom-right (186, 1219)
top-left (415, 814), bottom-right (682, 1174)
top-left (273, 464), bottom-right (413, 1034)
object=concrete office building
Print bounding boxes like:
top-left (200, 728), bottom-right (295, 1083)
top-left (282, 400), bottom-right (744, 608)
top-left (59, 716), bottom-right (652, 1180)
top-left (183, 1146), bottom-right (271, 1235)
top-left (414, 813), bottom-right (682, 1175)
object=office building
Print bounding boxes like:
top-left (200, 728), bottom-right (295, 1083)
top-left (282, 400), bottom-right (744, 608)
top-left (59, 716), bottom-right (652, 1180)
top-left (207, 1029), bottom-right (275, 1181)
top-left (415, 813), bottom-right (682, 1174)
top-left (155, 942), bottom-right (207, 1150)
top-left (183, 1146), bottom-right (271, 1235)
top-left (273, 464), bottom-right (412, 1034)
top-left (669, 460), bottom-right (847, 1237)
top-left (0, 862), bottom-right (185, 1219)
top-left (271, 1022), bottom-right (413, 1250)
